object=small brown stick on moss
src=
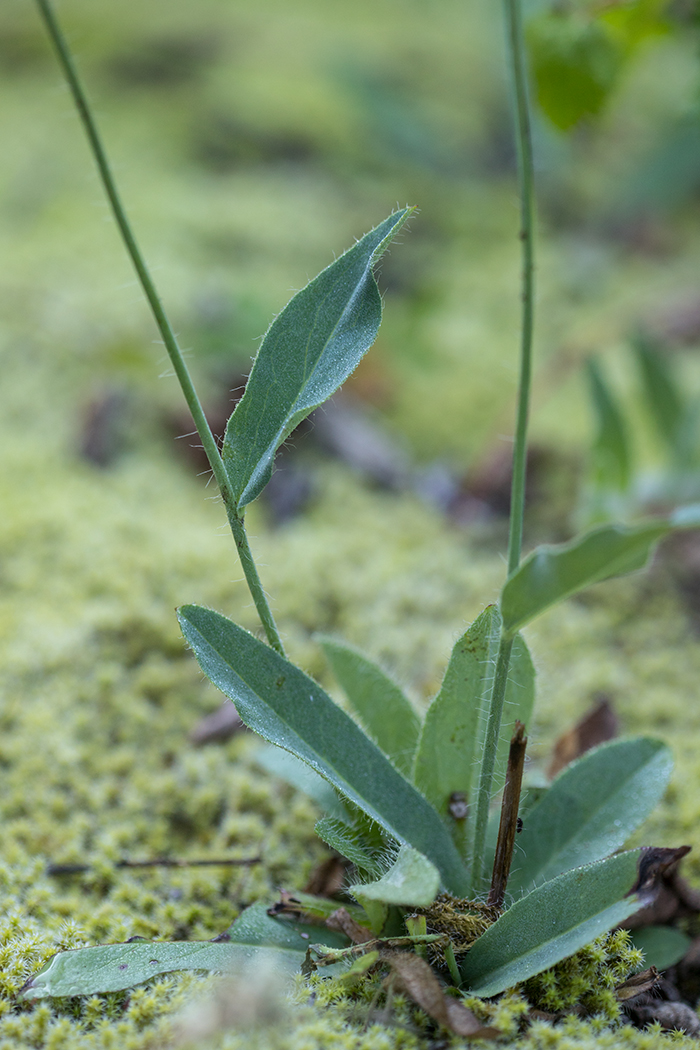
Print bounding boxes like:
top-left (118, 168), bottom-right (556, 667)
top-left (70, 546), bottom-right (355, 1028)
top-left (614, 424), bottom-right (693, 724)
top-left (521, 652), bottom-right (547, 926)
top-left (488, 720), bottom-right (527, 908)
top-left (46, 856), bottom-right (261, 876)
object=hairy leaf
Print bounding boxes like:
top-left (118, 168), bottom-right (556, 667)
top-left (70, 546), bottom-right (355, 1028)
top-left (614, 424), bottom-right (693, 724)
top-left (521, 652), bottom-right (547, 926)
top-left (319, 635), bottom-right (420, 776)
top-left (461, 850), bottom-right (646, 996)
top-left (509, 738), bottom-right (673, 894)
top-left (315, 817), bottom-right (381, 875)
top-left (501, 520), bottom-right (669, 634)
top-left (222, 209), bottom-right (413, 509)
top-left (348, 846), bottom-right (440, 908)
top-left (412, 607), bottom-right (500, 821)
top-left (178, 605), bottom-right (469, 895)
top-left (19, 903), bottom-right (347, 1000)
top-left (254, 743), bottom-right (347, 819)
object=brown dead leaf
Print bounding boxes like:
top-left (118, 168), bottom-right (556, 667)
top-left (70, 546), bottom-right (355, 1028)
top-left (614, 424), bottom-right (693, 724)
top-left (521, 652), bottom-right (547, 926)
top-left (548, 695), bottom-right (618, 779)
top-left (381, 951), bottom-right (499, 1039)
top-left (325, 907), bottom-right (373, 944)
top-left (615, 967), bottom-right (660, 1002)
top-left (190, 700), bottom-right (243, 746)
top-left (304, 856), bottom-right (347, 898)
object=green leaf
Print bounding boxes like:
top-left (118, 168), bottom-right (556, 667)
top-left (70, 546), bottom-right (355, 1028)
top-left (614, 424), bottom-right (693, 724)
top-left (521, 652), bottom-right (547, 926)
top-left (461, 850), bottom-right (645, 996)
top-left (412, 607), bottom-right (501, 822)
top-left (630, 925), bottom-right (692, 971)
top-left (633, 334), bottom-right (693, 467)
top-left (586, 356), bottom-right (632, 492)
top-left (497, 631), bottom-right (535, 786)
top-left (178, 605), bottom-right (469, 896)
top-left (526, 11), bottom-right (623, 131)
top-left (348, 845), bottom-right (440, 908)
top-left (222, 209), bottom-right (413, 509)
top-left (500, 520), bottom-right (671, 634)
top-left (19, 903), bottom-right (347, 1000)
top-left (315, 816), bottom-right (381, 876)
top-left (508, 738), bottom-right (673, 895)
top-left (318, 635), bottom-right (420, 776)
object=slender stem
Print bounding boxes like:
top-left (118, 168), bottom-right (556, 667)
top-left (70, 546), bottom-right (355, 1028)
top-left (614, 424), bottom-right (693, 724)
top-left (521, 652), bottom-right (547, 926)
top-left (504, 0), bottom-right (536, 578)
top-left (34, 0), bottom-right (284, 656)
top-left (470, 633), bottom-right (514, 894)
top-left (468, 0), bottom-right (536, 894)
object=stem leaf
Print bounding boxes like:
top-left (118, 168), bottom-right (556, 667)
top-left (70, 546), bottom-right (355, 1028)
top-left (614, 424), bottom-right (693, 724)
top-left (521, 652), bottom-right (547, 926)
top-left (501, 520), bottom-right (673, 634)
top-left (461, 849), bottom-right (644, 996)
top-left (178, 605), bottom-right (469, 895)
top-left (508, 737), bottom-right (673, 895)
top-left (223, 209), bottom-right (413, 510)
top-left (318, 636), bottom-right (420, 776)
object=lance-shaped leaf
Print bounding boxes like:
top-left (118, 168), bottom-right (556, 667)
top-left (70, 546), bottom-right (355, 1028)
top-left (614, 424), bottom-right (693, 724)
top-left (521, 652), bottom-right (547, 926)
top-left (19, 903), bottom-right (348, 1000)
top-left (348, 846), bottom-right (440, 909)
top-left (500, 509), bottom-right (700, 635)
top-left (254, 743), bottom-right (348, 820)
top-left (461, 849), bottom-right (647, 997)
top-left (223, 209), bottom-right (413, 509)
top-left (633, 333), bottom-right (689, 465)
top-left (178, 605), bottom-right (469, 895)
top-left (509, 737), bottom-right (673, 895)
top-left (412, 607), bottom-right (500, 820)
top-left (319, 635), bottom-right (420, 776)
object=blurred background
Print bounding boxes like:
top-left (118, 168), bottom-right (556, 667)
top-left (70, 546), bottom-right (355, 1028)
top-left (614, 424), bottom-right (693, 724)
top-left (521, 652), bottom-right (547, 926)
top-left (3, 0), bottom-right (700, 531)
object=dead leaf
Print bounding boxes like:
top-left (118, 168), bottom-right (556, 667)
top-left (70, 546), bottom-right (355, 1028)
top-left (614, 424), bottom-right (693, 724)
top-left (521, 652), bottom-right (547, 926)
top-left (627, 846), bottom-right (692, 911)
top-left (326, 907), bottom-right (373, 945)
top-left (381, 951), bottom-right (499, 1039)
top-left (189, 700), bottom-right (243, 746)
top-left (548, 695), bottom-right (618, 779)
top-left (304, 856), bottom-right (347, 898)
top-left (615, 967), bottom-right (660, 1002)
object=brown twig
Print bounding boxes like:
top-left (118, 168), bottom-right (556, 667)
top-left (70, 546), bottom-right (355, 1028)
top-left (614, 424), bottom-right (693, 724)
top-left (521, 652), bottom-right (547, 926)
top-left (488, 721), bottom-right (527, 908)
top-left (46, 856), bottom-right (261, 876)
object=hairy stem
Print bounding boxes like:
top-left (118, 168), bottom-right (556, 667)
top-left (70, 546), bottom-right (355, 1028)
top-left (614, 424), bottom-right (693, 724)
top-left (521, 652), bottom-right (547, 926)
top-left (504, 0), bottom-right (535, 577)
top-left (34, 0), bottom-right (285, 656)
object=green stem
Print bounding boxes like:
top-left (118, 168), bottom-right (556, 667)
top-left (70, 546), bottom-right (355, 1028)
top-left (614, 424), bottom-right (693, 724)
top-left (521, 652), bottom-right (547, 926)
top-left (469, 633), bottom-right (514, 894)
top-left (470, 0), bottom-right (535, 890)
top-left (504, 0), bottom-right (535, 578)
top-left (34, 0), bottom-right (285, 657)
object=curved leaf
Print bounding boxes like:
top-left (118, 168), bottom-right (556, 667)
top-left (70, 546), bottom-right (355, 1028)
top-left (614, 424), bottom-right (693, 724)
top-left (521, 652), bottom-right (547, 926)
top-left (178, 605), bottom-right (469, 895)
top-left (348, 846), bottom-right (440, 908)
top-left (223, 209), bottom-right (413, 509)
top-left (461, 849), bottom-right (645, 996)
top-left (501, 520), bottom-right (669, 634)
top-left (20, 903), bottom-right (347, 1000)
top-left (509, 737), bottom-right (673, 895)
top-left (319, 635), bottom-right (420, 776)
top-left (315, 816), bottom-right (381, 876)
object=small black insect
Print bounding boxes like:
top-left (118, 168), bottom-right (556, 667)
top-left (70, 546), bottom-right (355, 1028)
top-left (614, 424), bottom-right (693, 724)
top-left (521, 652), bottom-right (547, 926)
top-left (516, 816), bottom-right (523, 833)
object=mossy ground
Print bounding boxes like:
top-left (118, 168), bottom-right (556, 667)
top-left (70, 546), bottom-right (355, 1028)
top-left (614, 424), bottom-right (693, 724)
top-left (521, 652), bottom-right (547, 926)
top-left (2, 0), bottom-right (700, 1046)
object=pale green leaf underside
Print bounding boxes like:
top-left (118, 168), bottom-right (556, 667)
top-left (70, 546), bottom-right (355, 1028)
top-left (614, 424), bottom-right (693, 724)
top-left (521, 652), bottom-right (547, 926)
top-left (178, 605), bottom-right (469, 895)
top-left (20, 904), bottom-right (346, 1000)
top-left (319, 635), bottom-right (419, 776)
top-left (223, 209), bottom-right (413, 509)
top-left (461, 850), bottom-right (643, 997)
top-left (509, 737), bottom-right (672, 895)
top-left (348, 845), bottom-right (440, 908)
